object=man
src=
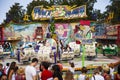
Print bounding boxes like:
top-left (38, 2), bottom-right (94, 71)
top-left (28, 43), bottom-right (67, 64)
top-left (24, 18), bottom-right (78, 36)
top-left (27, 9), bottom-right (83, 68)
top-left (40, 61), bottom-right (53, 80)
top-left (25, 58), bottom-right (38, 80)
top-left (91, 68), bottom-right (104, 80)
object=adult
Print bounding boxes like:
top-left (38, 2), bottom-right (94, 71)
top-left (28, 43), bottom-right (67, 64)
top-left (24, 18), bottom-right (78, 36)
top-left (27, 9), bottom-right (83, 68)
top-left (78, 67), bottom-right (89, 80)
top-left (1, 74), bottom-right (7, 80)
top-left (15, 67), bottom-right (25, 80)
top-left (109, 63), bottom-right (115, 80)
top-left (25, 58), bottom-right (38, 80)
top-left (4, 63), bottom-right (10, 75)
top-left (56, 61), bottom-right (63, 72)
top-left (114, 64), bottom-right (120, 80)
top-left (52, 65), bottom-right (63, 80)
top-left (69, 62), bottom-right (75, 74)
top-left (91, 68), bottom-right (104, 80)
top-left (7, 62), bottom-right (17, 80)
top-left (64, 70), bottom-right (74, 80)
top-left (40, 61), bottom-right (53, 80)
top-left (0, 63), bottom-right (5, 79)
top-left (102, 66), bottom-right (111, 80)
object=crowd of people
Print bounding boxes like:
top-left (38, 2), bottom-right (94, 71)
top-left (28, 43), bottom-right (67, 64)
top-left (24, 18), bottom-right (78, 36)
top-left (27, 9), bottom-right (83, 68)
top-left (0, 58), bottom-right (120, 80)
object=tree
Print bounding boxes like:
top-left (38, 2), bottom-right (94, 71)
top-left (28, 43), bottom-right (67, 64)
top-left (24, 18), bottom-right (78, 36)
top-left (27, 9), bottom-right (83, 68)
top-left (26, 0), bottom-right (98, 21)
top-left (105, 0), bottom-right (120, 24)
top-left (4, 3), bottom-right (25, 23)
top-left (50, 0), bottom-right (97, 20)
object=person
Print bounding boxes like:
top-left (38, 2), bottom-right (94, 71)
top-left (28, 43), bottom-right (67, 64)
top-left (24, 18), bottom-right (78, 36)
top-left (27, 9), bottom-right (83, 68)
top-left (102, 65), bottom-right (111, 80)
top-left (95, 43), bottom-right (98, 57)
top-left (64, 70), bottom-right (74, 80)
top-left (69, 62), bottom-right (75, 74)
top-left (78, 67), bottom-right (89, 80)
top-left (52, 65), bottom-right (63, 80)
top-left (97, 66), bottom-right (103, 75)
top-left (4, 63), bottom-right (10, 75)
top-left (109, 63), bottom-right (115, 80)
top-left (91, 68), bottom-right (104, 80)
top-left (56, 61), bottom-right (63, 72)
top-left (114, 64), bottom-right (120, 80)
top-left (7, 62), bottom-right (17, 80)
top-left (15, 67), bottom-right (25, 80)
top-left (0, 63), bottom-right (5, 78)
top-left (1, 74), bottom-right (7, 80)
top-left (40, 61), bottom-right (53, 80)
top-left (25, 58), bottom-right (38, 80)
top-left (13, 66), bottom-right (19, 80)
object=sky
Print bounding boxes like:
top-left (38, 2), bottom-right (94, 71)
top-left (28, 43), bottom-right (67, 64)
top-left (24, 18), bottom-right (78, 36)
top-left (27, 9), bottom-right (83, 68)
top-left (0, 0), bottom-right (110, 24)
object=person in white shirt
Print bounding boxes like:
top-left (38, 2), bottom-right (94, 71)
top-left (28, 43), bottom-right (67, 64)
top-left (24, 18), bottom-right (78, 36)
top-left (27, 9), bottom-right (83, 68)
top-left (5, 63), bottom-right (10, 75)
top-left (109, 63), bottom-right (115, 80)
top-left (69, 62), bottom-right (75, 74)
top-left (91, 68), bottom-right (104, 80)
top-left (78, 67), bottom-right (89, 80)
top-left (25, 58), bottom-right (38, 80)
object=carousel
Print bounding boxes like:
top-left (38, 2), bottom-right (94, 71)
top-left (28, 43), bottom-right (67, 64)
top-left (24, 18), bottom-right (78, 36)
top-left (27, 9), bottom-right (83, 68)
top-left (0, 5), bottom-right (119, 71)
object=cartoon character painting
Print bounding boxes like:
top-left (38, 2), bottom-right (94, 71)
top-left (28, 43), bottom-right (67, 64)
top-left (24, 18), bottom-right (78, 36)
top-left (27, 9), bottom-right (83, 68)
top-left (55, 23), bottom-right (72, 47)
top-left (34, 27), bottom-right (43, 41)
top-left (52, 6), bottom-right (66, 17)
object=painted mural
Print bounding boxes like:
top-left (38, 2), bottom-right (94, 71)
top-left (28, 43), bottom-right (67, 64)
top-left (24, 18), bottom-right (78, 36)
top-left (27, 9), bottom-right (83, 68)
top-left (74, 20), bottom-right (95, 44)
top-left (55, 23), bottom-right (73, 47)
top-left (94, 24), bottom-right (106, 39)
top-left (4, 23), bottom-right (48, 46)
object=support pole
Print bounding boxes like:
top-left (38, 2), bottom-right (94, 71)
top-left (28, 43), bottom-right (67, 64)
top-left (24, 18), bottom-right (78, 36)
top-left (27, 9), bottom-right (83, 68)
top-left (82, 44), bottom-right (85, 67)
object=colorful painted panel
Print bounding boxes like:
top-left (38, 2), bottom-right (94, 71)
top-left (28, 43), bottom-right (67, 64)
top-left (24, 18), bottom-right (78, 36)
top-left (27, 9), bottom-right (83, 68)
top-left (94, 24), bottom-right (106, 39)
top-left (106, 25), bottom-right (118, 36)
top-left (74, 21), bottom-right (94, 44)
top-left (32, 5), bottom-right (87, 20)
top-left (4, 23), bottom-right (48, 41)
top-left (55, 23), bottom-right (73, 46)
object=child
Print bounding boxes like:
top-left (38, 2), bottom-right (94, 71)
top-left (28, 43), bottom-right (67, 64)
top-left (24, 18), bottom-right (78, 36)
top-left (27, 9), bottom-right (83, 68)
top-left (1, 74), bottom-right (7, 80)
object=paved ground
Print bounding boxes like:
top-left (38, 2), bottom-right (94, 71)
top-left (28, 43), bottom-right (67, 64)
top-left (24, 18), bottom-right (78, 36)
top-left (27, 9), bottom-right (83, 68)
top-left (0, 53), bottom-right (120, 68)
top-left (62, 54), bottom-right (120, 68)
top-left (1, 53), bottom-right (119, 80)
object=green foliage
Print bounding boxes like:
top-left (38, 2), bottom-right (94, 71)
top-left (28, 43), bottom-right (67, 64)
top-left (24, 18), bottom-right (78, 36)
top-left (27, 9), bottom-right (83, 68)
top-left (50, 21), bottom-right (55, 34)
top-left (4, 3), bottom-right (25, 23)
top-left (53, 0), bottom-right (97, 20)
top-left (105, 0), bottom-right (120, 24)
top-left (26, 0), bottom-right (97, 21)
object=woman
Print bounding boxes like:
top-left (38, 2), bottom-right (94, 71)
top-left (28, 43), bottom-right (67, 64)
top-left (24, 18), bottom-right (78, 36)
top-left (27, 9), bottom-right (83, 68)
top-left (78, 67), bottom-right (89, 80)
top-left (15, 67), bottom-right (25, 80)
top-left (1, 74), bottom-right (7, 80)
top-left (102, 67), bottom-right (111, 80)
top-left (114, 64), bottom-right (120, 80)
top-left (7, 62), bottom-right (17, 80)
top-left (52, 65), bottom-right (63, 80)
top-left (64, 70), bottom-right (74, 80)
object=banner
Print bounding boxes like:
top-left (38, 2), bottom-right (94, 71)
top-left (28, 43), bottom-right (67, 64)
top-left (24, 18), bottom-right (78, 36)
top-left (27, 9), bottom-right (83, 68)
top-left (106, 25), bottom-right (118, 36)
top-left (32, 5), bottom-right (87, 20)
